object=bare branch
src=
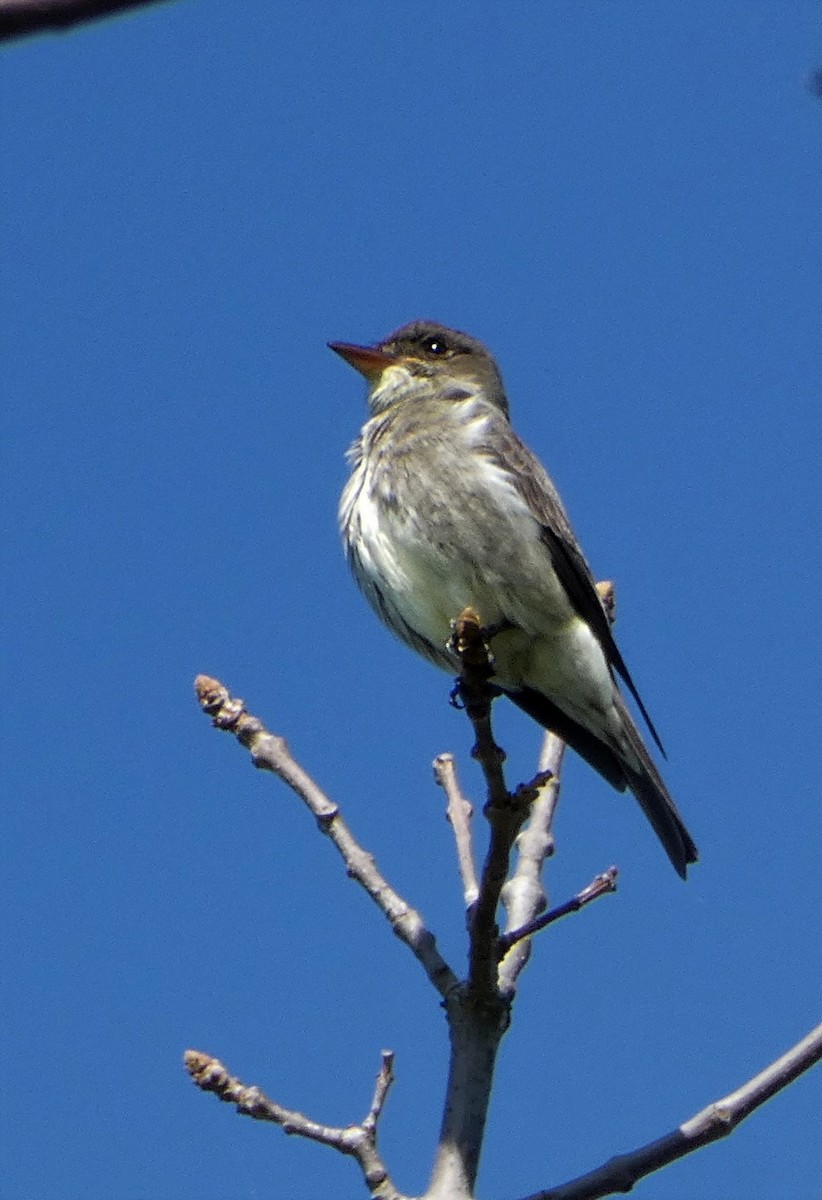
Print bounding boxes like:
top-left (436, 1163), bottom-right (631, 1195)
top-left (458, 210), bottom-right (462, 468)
top-left (0, 0), bottom-right (179, 41)
top-left (520, 1020), bottom-right (822, 1200)
top-left (498, 867), bottom-right (618, 956)
top-left (497, 734), bottom-right (565, 994)
top-left (434, 752), bottom-right (479, 907)
top-left (184, 1050), bottom-right (405, 1200)
top-left (194, 675), bottom-right (459, 1000)
top-left (362, 1051), bottom-right (395, 1138)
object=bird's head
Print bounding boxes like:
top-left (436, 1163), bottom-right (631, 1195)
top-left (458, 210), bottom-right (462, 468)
top-left (329, 320), bottom-right (509, 418)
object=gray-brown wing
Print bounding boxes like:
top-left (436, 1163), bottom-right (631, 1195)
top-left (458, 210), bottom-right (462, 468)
top-left (485, 423), bottom-right (666, 756)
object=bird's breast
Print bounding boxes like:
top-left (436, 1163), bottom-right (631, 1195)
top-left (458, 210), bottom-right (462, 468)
top-left (340, 403), bottom-right (580, 675)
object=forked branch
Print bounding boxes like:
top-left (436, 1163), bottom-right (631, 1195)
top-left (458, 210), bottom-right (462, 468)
top-left (191, 583), bottom-right (819, 1200)
top-left (184, 1049), bottom-right (404, 1200)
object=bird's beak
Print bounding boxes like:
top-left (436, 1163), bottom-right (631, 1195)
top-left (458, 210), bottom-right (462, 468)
top-left (328, 341), bottom-right (396, 381)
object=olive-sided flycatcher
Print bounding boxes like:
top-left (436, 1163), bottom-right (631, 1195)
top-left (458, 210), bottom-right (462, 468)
top-left (330, 320), bottom-right (698, 878)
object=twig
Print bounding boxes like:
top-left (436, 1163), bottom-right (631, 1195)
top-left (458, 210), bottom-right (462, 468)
top-left (184, 1050), bottom-right (405, 1200)
top-left (519, 1020), bottom-right (822, 1200)
top-left (498, 868), bottom-right (618, 956)
top-left (194, 675), bottom-right (459, 1001)
top-left (497, 733), bottom-right (565, 995)
top-left (0, 0), bottom-right (177, 40)
top-left (363, 1051), bottom-right (395, 1137)
top-left (434, 752), bottom-right (479, 907)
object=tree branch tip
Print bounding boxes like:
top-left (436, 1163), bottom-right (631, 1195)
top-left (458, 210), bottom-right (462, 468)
top-left (595, 579), bottom-right (617, 624)
top-left (184, 1049), bottom-right (227, 1093)
top-left (363, 1050), bottom-right (396, 1134)
top-left (432, 752), bottom-right (456, 781)
top-left (194, 674), bottom-right (249, 731)
top-left (194, 673), bottom-right (227, 707)
top-left (582, 865), bottom-right (619, 900)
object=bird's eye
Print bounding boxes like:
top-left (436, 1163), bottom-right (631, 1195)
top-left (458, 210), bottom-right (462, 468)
top-left (422, 336), bottom-right (448, 356)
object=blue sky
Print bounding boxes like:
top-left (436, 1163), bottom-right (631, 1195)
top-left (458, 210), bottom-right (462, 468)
top-left (2, 3), bottom-right (820, 1198)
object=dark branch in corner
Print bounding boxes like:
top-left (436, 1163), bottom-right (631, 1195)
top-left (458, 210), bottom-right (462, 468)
top-left (0, 0), bottom-right (179, 41)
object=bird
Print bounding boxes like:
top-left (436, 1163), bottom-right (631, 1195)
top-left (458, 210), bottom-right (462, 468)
top-left (329, 320), bottom-right (698, 878)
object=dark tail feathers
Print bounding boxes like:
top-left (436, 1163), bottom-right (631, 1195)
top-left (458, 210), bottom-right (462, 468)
top-left (508, 686), bottom-right (698, 879)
